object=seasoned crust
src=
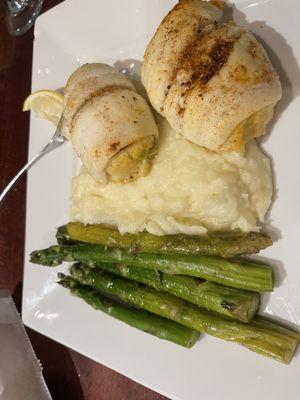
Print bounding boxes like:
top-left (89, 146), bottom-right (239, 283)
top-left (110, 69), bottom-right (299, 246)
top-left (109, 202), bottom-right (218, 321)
top-left (142, 0), bottom-right (223, 114)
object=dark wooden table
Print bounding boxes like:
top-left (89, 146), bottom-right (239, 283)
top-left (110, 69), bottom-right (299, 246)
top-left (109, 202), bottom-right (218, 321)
top-left (0, 2), bottom-right (168, 399)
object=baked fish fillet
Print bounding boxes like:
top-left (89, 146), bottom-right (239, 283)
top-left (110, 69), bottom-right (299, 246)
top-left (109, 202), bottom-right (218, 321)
top-left (142, 0), bottom-right (282, 152)
top-left (64, 63), bottom-right (159, 183)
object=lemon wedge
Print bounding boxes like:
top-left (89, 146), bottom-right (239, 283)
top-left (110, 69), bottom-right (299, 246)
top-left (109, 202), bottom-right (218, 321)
top-left (23, 89), bottom-right (64, 126)
top-left (23, 89), bottom-right (70, 138)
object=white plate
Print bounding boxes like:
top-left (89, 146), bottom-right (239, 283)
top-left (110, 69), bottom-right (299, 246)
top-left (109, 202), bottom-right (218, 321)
top-left (23, 1), bottom-right (300, 399)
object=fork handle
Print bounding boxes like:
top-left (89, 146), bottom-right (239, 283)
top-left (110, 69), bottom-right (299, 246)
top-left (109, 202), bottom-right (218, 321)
top-left (0, 139), bottom-right (63, 205)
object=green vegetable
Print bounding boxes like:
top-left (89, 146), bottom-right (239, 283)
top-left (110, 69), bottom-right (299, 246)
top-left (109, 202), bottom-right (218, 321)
top-left (30, 244), bottom-right (274, 292)
top-left (65, 222), bottom-right (272, 258)
top-left (69, 268), bottom-right (299, 364)
top-left (56, 225), bottom-right (79, 245)
top-left (74, 262), bottom-right (259, 322)
top-left (58, 274), bottom-right (199, 348)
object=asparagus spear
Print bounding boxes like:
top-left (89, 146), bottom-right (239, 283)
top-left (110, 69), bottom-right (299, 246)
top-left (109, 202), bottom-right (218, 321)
top-left (74, 262), bottom-right (259, 322)
top-left (56, 225), bottom-right (79, 245)
top-left (58, 274), bottom-right (199, 348)
top-left (66, 222), bottom-right (272, 258)
top-left (30, 244), bottom-right (274, 292)
top-left (69, 268), bottom-right (299, 364)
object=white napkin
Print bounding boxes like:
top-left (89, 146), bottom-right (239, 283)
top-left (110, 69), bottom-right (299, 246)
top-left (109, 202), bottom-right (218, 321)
top-left (0, 290), bottom-right (52, 400)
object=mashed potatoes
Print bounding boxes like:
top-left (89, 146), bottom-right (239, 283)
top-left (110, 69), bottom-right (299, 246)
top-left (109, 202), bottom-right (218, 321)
top-left (71, 118), bottom-right (273, 235)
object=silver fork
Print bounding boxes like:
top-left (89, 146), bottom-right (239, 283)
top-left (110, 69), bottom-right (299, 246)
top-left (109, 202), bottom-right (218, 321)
top-left (0, 116), bottom-right (66, 204)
